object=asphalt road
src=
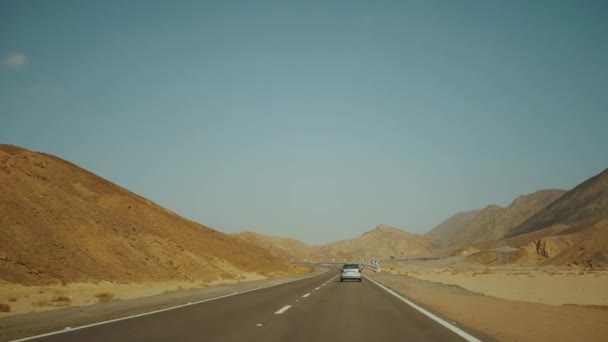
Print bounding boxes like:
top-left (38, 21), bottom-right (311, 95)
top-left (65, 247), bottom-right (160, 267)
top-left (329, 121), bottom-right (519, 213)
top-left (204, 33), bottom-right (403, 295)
top-left (15, 270), bottom-right (479, 342)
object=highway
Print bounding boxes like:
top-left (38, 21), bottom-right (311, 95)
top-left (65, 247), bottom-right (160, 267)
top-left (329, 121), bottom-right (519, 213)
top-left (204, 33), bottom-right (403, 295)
top-left (12, 270), bottom-right (481, 342)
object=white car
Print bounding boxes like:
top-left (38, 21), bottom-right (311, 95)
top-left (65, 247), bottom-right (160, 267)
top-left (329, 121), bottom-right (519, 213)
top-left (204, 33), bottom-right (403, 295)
top-left (340, 264), bottom-right (362, 282)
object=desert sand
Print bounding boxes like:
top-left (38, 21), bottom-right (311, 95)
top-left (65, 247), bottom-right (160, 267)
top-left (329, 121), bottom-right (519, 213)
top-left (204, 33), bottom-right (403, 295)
top-left (387, 265), bottom-right (608, 306)
top-left (374, 258), bottom-right (608, 342)
top-left (0, 275), bottom-right (261, 317)
top-left (0, 266), bottom-right (313, 318)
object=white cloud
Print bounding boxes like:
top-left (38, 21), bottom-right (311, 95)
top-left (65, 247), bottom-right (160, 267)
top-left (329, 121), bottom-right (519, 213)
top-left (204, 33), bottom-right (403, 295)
top-left (3, 52), bottom-right (27, 69)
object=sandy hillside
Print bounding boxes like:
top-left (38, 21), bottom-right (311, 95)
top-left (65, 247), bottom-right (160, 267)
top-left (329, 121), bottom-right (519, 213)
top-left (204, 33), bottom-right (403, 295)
top-left (425, 190), bottom-right (565, 249)
top-left (0, 144), bottom-right (296, 286)
top-left (232, 231), bottom-right (323, 261)
top-left (320, 224), bottom-right (436, 260)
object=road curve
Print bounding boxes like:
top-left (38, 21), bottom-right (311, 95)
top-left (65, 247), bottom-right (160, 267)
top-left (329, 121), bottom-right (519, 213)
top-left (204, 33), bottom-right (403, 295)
top-left (13, 270), bottom-right (480, 342)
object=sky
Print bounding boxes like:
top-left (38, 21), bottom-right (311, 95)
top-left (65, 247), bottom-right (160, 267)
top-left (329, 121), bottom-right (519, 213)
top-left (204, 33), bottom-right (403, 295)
top-left (1, 1), bottom-right (607, 244)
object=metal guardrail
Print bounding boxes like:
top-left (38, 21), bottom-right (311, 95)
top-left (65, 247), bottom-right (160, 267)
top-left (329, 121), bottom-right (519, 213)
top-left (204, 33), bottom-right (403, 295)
top-left (291, 261), bottom-right (381, 272)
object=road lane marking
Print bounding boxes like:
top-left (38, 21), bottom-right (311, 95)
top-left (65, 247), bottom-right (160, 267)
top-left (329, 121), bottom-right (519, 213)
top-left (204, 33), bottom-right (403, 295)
top-left (314, 287), bottom-right (320, 290)
top-left (364, 276), bottom-right (482, 342)
top-left (302, 293), bottom-right (311, 298)
top-left (9, 270), bottom-right (333, 342)
top-left (274, 305), bottom-right (292, 314)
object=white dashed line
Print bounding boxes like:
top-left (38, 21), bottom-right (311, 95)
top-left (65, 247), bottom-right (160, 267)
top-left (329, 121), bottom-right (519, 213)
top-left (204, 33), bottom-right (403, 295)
top-left (9, 271), bottom-right (327, 342)
top-left (302, 293), bottom-right (311, 298)
top-left (274, 305), bottom-right (292, 315)
top-left (314, 287), bottom-right (320, 290)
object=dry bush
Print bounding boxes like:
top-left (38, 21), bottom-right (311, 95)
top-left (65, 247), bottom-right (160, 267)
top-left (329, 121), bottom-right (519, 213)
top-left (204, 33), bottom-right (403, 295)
top-left (52, 295), bottom-right (72, 306)
top-left (8, 297), bottom-right (17, 302)
top-left (33, 300), bottom-right (50, 307)
top-left (0, 303), bottom-right (10, 312)
top-left (481, 268), bottom-right (493, 275)
top-left (95, 292), bottom-right (114, 303)
top-left (220, 272), bottom-right (236, 279)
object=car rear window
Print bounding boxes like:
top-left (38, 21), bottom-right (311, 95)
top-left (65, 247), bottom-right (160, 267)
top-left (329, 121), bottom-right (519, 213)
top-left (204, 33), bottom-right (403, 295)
top-left (343, 264), bottom-right (360, 269)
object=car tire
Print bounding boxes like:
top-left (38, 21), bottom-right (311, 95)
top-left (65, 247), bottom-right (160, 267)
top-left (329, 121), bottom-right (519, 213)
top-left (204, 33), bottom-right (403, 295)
top-left (359, 278), bottom-right (362, 282)
top-left (340, 278), bottom-right (343, 282)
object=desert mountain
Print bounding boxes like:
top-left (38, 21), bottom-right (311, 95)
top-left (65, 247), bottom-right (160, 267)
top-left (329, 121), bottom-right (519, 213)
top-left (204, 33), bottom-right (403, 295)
top-left (423, 209), bottom-right (481, 248)
top-left (320, 224), bottom-right (436, 260)
top-left (233, 231), bottom-right (323, 261)
top-left (425, 190), bottom-right (566, 249)
top-left (509, 169), bottom-right (608, 237)
top-left (503, 168), bottom-right (608, 267)
top-left (0, 145), bottom-right (295, 285)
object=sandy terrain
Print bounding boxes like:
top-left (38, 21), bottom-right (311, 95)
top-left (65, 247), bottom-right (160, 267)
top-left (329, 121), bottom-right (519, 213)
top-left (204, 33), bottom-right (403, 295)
top-left (368, 270), bottom-right (608, 342)
top-left (388, 266), bottom-right (608, 306)
top-left (0, 145), bottom-right (297, 286)
top-left (0, 267), bottom-right (320, 342)
top-left (0, 269), bottom-right (311, 317)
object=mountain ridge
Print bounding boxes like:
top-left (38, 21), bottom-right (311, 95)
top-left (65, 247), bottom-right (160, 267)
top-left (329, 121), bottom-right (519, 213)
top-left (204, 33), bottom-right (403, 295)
top-left (424, 189), bottom-right (566, 249)
top-left (320, 224), bottom-right (436, 259)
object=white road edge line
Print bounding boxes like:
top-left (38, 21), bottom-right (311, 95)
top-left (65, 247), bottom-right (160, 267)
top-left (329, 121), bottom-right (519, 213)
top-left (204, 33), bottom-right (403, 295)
top-left (364, 276), bottom-right (482, 342)
top-left (302, 293), bottom-right (311, 298)
top-left (9, 271), bottom-right (331, 342)
top-left (274, 305), bottom-right (292, 315)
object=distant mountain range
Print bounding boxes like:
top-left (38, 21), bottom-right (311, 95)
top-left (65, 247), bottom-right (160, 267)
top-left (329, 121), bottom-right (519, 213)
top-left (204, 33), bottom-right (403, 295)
top-left (233, 224), bottom-right (436, 262)
top-left (1, 143), bottom-right (606, 289)
top-left (232, 231), bottom-right (323, 261)
top-left (241, 168), bottom-right (608, 268)
top-left (319, 224), bottom-right (437, 260)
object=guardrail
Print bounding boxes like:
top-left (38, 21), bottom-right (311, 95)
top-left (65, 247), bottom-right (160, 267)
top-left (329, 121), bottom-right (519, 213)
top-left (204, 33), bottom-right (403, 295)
top-left (291, 261), bottom-right (381, 272)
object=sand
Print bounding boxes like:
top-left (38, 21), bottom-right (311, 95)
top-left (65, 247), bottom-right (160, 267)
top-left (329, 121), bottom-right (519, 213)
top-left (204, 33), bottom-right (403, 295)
top-left (391, 267), bottom-right (608, 306)
top-left (368, 271), bottom-right (608, 342)
top-left (0, 272), bottom-right (269, 317)
top-left (374, 258), bottom-right (608, 342)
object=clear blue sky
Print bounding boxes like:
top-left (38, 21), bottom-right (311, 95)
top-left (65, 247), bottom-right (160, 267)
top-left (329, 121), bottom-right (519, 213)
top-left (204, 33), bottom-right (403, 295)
top-left (1, 1), bottom-right (607, 244)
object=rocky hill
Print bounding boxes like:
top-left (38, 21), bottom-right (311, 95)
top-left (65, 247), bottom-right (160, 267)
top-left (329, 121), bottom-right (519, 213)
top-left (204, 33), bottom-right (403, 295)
top-left (509, 169), bottom-right (608, 237)
top-left (233, 231), bottom-right (323, 262)
top-left (505, 168), bottom-right (608, 267)
top-left (320, 224), bottom-right (436, 260)
top-left (0, 145), bottom-right (295, 285)
top-left (425, 190), bottom-right (566, 249)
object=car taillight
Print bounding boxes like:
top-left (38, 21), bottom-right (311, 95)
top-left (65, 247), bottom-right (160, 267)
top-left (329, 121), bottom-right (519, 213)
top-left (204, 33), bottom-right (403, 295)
top-left (340, 269), bottom-right (344, 273)
top-left (358, 268), bottom-right (362, 273)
